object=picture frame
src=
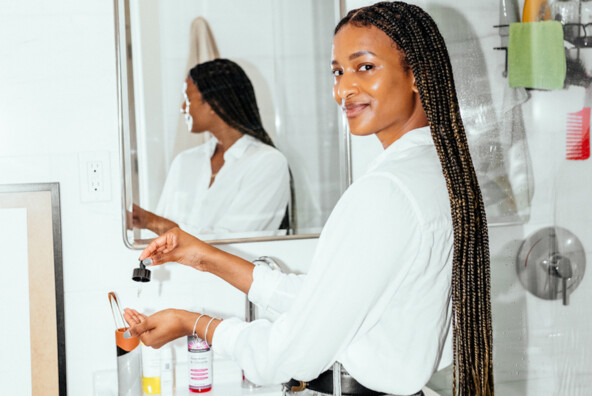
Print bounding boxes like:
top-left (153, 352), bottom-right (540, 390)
top-left (0, 182), bottom-right (66, 395)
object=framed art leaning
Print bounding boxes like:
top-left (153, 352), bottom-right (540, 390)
top-left (0, 183), bottom-right (66, 396)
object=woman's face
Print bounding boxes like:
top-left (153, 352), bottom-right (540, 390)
top-left (181, 77), bottom-right (214, 133)
top-left (332, 24), bottom-right (427, 148)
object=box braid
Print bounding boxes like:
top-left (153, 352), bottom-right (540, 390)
top-left (189, 58), bottom-right (275, 147)
top-left (189, 58), bottom-right (295, 230)
top-left (335, 3), bottom-right (493, 395)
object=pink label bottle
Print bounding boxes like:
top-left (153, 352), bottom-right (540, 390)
top-left (187, 335), bottom-right (212, 393)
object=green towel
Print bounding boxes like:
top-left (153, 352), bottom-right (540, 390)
top-left (508, 21), bottom-right (566, 90)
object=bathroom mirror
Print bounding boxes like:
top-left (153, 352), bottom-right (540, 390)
top-left (114, 0), bottom-right (350, 248)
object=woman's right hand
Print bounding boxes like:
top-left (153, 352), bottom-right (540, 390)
top-left (140, 227), bottom-right (256, 294)
top-left (139, 227), bottom-right (219, 272)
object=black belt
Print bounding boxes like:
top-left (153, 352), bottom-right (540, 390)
top-left (283, 366), bottom-right (424, 396)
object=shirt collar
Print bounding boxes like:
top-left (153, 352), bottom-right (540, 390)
top-left (224, 134), bottom-right (258, 161)
top-left (205, 134), bottom-right (218, 157)
top-left (367, 126), bottom-right (433, 171)
top-left (205, 134), bottom-right (258, 160)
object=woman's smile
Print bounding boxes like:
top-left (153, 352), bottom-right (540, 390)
top-left (343, 101), bottom-right (370, 118)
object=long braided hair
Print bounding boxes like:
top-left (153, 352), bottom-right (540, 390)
top-left (189, 58), bottom-right (275, 147)
top-left (335, 3), bottom-right (493, 395)
top-left (189, 58), bottom-right (294, 230)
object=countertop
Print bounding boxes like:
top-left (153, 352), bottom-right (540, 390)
top-left (93, 358), bottom-right (283, 396)
top-left (93, 359), bottom-right (442, 395)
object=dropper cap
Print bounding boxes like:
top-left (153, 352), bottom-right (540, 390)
top-left (132, 260), bottom-right (151, 282)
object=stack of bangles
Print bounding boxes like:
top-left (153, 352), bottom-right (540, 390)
top-left (192, 314), bottom-right (221, 345)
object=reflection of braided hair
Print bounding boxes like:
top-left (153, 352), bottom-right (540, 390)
top-left (189, 58), bottom-right (295, 230)
top-left (189, 59), bottom-right (275, 147)
top-left (335, 3), bottom-right (493, 395)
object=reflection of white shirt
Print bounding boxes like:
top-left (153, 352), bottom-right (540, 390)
top-left (213, 127), bottom-right (454, 394)
top-left (156, 134), bottom-right (290, 238)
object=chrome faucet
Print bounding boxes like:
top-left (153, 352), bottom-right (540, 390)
top-left (544, 254), bottom-right (573, 305)
top-left (242, 256), bottom-right (282, 389)
top-left (245, 256), bottom-right (281, 322)
top-left (516, 226), bottom-right (585, 307)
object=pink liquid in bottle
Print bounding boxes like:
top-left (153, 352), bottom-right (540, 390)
top-left (188, 335), bottom-right (212, 393)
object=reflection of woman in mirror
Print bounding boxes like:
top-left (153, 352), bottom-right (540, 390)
top-left (133, 59), bottom-right (290, 237)
top-left (124, 3), bottom-right (493, 395)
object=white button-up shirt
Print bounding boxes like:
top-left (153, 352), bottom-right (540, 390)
top-left (213, 126), bottom-right (453, 394)
top-left (156, 134), bottom-right (290, 238)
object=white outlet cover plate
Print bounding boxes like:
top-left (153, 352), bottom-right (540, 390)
top-left (78, 151), bottom-right (112, 202)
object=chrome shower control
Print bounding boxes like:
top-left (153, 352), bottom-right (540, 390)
top-left (516, 227), bottom-right (585, 305)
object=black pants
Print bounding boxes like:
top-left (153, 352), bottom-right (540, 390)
top-left (282, 362), bottom-right (424, 396)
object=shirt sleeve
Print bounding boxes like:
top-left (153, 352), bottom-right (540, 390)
top-left (212, 173), bottom-right (423, 385)
top-left (248, 265), bottom-right (307, 315)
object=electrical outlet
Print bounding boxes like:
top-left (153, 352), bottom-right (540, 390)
top-left (88, 161), bottom-right (103, 193)
top-left (79, 151), bottom-right (111, 202)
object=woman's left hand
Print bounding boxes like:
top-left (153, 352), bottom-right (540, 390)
top-left (132, 204), bottom-right (178, 235)
top-left (123, 308), bottom-right (196, 348)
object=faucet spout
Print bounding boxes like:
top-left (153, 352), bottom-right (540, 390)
top-left (547, 254), bottom-right (573, 305)
top-left (243, 256), bottom-right (282, 388)
top-left (245, 256), bottom-right (281, 321)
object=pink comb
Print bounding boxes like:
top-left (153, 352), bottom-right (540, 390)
top-left (566, 107), bottom-right (590, 160)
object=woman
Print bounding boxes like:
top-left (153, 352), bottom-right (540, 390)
top-left (124, 3), bottom-right (493, 395)
top-left (133, 59), bottom-right (291, 238)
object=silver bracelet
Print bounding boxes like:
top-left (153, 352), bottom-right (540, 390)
top-left (204, 317), bottom-right (218, 346)
top-left (192, 314), bottom-right (206, 336)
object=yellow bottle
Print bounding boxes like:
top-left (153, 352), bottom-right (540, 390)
top-left (523, 0), bottom-right (552, 22)
top-left (142, 377), bottom-right (161, 395)
top-left (141, 343), bottom-right (162, 395)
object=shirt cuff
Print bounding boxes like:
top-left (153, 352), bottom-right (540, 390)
top-left (211, 317), bottom-right (249, 360)
top-left (247, 264), bottom-right (281, 311)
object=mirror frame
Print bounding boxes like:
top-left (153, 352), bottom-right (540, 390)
top-left (114, 0), bottom-right (351, 249)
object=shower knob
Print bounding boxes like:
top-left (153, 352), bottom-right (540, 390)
top-left (516, 226), bottom-right (585, 304)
